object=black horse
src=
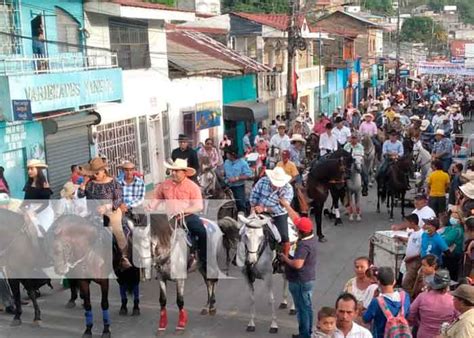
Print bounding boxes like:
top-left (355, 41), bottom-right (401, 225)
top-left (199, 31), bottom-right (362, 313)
top-left (306, 149), bottom-right (353, 241)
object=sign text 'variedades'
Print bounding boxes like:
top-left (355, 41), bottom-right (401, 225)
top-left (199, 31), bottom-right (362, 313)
top-left (24, 79), bottom-right (114, 101)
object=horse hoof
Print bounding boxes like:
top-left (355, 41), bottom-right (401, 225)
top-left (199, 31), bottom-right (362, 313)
top-left (32, 320), bottom-right (42, 327)
top-left (132, 307), bottom-right (140, 316)
top-left (349, 215), bottom-right (354, 221)
top-left (200, 308), bottom-right (208, 315)
top-left (65, 300), bottom-right (76, 309)
top-left (82, 331), bottom-right (92, 338)
top-left (269, 327), bottom-right (278, 334)
top-left (246, 325), bottom-right (256, 332)
top-left (334, 218), bottom-right (343, 225)
top-left (209, 308), bottom-right (217, 316)
top-left (10, 318), bottom-right (21, 327)
top-left (278, 302), bottom-right (288, 309)
top-left (289, 309), bottom-right (297, 315)
top-left (101, 331), bottom-right (111, 338)
top-left (119, 306), bottom-right (128, 316)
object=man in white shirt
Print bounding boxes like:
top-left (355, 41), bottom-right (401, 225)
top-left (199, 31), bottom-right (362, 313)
top-left (270, 123), bottom-right (291, 151)
top-left (411, 194), bottom-right (436, 227)
top-left (334, 293), bottom-right (373, 338)
top-left (332, 117), bottom-right (352, 147)
top-left (319, 122), bottom-right (338, 156)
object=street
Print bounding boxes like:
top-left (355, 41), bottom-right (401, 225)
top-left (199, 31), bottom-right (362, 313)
top-left (0, 180), bottom-right (412, 338)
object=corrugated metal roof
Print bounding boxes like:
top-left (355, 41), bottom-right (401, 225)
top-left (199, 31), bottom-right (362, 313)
top-left (167, 29), bottom-right (272, 74)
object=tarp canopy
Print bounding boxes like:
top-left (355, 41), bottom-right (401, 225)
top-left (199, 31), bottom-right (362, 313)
top-left (223, 101), bottom-right (269, 122)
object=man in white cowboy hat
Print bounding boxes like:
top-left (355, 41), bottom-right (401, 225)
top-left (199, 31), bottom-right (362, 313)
top-left (432, 129), bottom-right (453, 172)
top-left (359, 113), bottom-right (377, 137)
top-left (420, 119), bottom-right (434, 151)
top-left (270, 122), bottom-right (291, 151)
top-left (289, 116), bottom-right (310, 138)
top-left (118, 161), bottom-right (145, 213)
top-left (146, 158), bottom-right (208, 270)
top-left (432, 108), bottom-right (446, 130)
top-left (289, 133), bottom-right (306, 168)
top-left (250, 167), bottom-right (294, 264)
top-left (171, 134), bottom-right (200, 180)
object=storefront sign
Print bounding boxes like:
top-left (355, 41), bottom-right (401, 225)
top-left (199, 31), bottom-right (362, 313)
top-left (12, 100), bottom-right (32, 121)
top-left (0, 68), bottom-right (123, 121)
top-left (400, 69), bottom-right (410, 77)
top-left (195, 101), bottom-right (221, 131)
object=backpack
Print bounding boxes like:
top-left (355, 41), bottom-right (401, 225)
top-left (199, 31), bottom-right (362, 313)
top-left (376, 291), bottom-right (412, 338)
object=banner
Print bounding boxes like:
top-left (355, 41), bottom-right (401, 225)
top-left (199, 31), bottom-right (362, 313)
top-left (417, 62), bottom-right (474, 76)
top-left (195, 101), bottom-right (221, 131)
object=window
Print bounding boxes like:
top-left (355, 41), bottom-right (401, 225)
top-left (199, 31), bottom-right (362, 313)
top-left (109, 19), bottom-right (150, 70)
top-left (56, 8), bottom-right (80, 53)
top-left (138, 116), bottom-right (150, 175)
top-left (183, 111), bottom-right (197, 146)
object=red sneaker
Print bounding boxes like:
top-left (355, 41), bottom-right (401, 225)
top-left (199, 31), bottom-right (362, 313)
top-left (158, 308), bottom-right (167, 331)
top-left (176, 309), bottom-right (188, 330)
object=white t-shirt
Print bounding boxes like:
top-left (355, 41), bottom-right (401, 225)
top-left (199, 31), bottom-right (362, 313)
top-left (332, 126), bottom-right (352, 145)
top-left (405, 229), bottom-right (423, 258)
top-left (270, 134), bottom-right (291, 150)
top-left (412, 206), bottom-right (436, 227)
top-left (319, 132), bottom-right (338, 156)
top-left (334, 322), bottom-right (373, 338)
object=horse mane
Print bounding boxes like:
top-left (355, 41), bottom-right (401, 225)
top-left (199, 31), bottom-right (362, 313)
top-left (149, 213), bottom-right (173, 248)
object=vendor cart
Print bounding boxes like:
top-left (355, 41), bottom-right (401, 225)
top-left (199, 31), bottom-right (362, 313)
top-left (369, 230), bottom-right (407, 277)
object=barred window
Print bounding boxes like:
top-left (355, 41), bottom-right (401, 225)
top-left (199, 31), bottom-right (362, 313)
top-left (109, 19), bottom-right (150, 70)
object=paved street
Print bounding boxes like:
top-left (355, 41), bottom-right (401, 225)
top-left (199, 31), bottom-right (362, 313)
top-left (0, 183), bottom-right (407, 338)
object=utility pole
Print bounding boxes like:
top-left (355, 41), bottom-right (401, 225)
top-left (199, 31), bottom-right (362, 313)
top-left (286, 0), bottom-right (298, 121)
top-left (395, 0), bottom-right (401, 88)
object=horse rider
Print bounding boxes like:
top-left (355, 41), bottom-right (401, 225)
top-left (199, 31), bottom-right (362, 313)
top-left (407, 115), bottom-right (422, 142)
top-left (270, 122), bottom-right (291, 151)
top-left (332, 117), bottom-right (351, 149)
top-left (250, 167), bottom-right (294, 272)
top-left (344, 133), bottom-right (366, 194)
top-left (319, 122), bottom-right (338, 157)
top-left (289, 116), bottom-right (310, 139)
top-left (146, 159), bottom-right (207, 271)
top-left (377, 130), bottom-right (404, 181)
top-left (197, 138), bottom-right (223, 172)
top-left (172, 134), bottom-right (200, 182)
top-left (420, 119), bottom-right (434, 152)
top-left (223, 147), bottom-right (253, 214)
top-left (288, 133), bottom-right (306, 169)
top-left (117, 160), bottom-right (145, 219)
top-left (432, 129), bottom-right (453, 173)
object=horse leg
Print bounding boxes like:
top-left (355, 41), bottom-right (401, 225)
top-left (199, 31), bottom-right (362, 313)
top-left (266, 276), bottom-right (278, 334)
top-left (401, 192), bottom-right (406, 218)
top-left (246, 283), bottom-right (256, 332)
top-left (333, 190), bottom-right (343, 226)
top-left (80, 280), bottom-right (93, 338)
top-left (9, 279), bottom-right (22, 326)
top-left (390, 194), bottom-right (394, 221)
top-left (66, 279), bottom-right (79, 308)
top-left (132, 283), bottom-right (140, 316)
top-left (377, 190), bottom-right (381, 213)
top-left (100, 279), bottom-right (111, 338)
top-left (313, 201), bottom-right (325, 240)
top-left (158, 279), bottom-right (167, 332)
top-left (176, 279), bottom-right (187, 331)
top-left (208, 280), bottom-right (217, 315)
top-left (279, 276), bottom-right (289, 309)
top-left (201, 279), bottom-right (211, 315)
top-left (27, 287), bottom-right (41, 326)
top-left (119, 284), bottom-right (128, 316)
top-left (355, 191), bottom-right (362, 221)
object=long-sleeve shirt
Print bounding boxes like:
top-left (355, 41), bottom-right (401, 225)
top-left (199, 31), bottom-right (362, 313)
top-left (119, 176), bottom-right (145, 208)
top-left (343, 142), bottom-right (364, 159)
top-left (382, 140), bottom-right (404, 157)
top-left (153, 178), bottom-right (203, 215)
top-left (359, 121), bottom-right (378, 136)
top-left (198, 147), bottom-right (223, 169)
top-left (319, 132), bottom-right (338, 156)
top-left (270, 134), bottom-right (291, 150)
top-left (249, 176), bottom-right (293, 217)
top-left (332, 126), bottom-right (352, 145)
top-left (223, 158), bottom-right (253, 187)
top-left (79, 179), bottom-right (123, 210)
top-left (432, 138), bottom-right (453, 159)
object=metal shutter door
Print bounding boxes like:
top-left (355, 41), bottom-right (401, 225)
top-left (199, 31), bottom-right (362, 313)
top-left (45, 126), bottom-right (90, 197)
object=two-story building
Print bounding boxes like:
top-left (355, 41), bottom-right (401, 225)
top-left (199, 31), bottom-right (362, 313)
top-left (0, 0), bottom-right (123, 197)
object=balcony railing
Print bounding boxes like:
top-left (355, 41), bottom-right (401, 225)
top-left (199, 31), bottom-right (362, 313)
top-left (297, 66), bottom-right (325, 91)
top-left (258, 72), bottom-right (286, 100)
top-left (0, 52), bottom-right (119, 76)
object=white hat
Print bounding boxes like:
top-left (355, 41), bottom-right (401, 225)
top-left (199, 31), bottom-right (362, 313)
top-left (420, 119), bottom-right (430, 131)
top-left (462, 170), bottom-right (474, 182)
top-left (27, 159), bottom-right (48, 168)
top-left (394, 113), bottom-right (401, 118)
top-left (295, 117), bottom-right (304, 123)
top-left (290, 133), bottom-right (307, 144)
top-left (460, 181), bottom-right (474, 199)
top-left (60, 182), bottom-right (78, 199)
top-left (436, 108), bottom-right (445, 113)
top-left (277, 122), bottom-right (286, 129)
top-left (265, 167), bottom-right (292, 188)
top-left (164, 158), bottom-right (196, 177)
top-left (435, 129), bottom-right (445, 136)
top-left (409, 115), bottom-right (421, 121)
top-left (363, 113), bottom-right (374, 119)
top-left (442, 115), bottom-right (450, 122)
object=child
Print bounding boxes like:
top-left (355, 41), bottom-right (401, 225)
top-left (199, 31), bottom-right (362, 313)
top-left (343, 257), bottom-right (378, 311)
top-left (421, 217), bottom-right (449, 263)
top-left (413, 254), bottom-right (439, 299)
top-left (313, 307), bottom-right (336, 338)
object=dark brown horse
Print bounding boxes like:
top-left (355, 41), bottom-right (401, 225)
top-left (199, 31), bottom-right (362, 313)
top-left (306, 149), bottom-right (353, 241)
top-left (305, 133), bottom-right (320, 164)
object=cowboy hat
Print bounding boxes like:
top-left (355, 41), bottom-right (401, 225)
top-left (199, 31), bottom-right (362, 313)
top-left (265, 167), bottom-right (291, 188)
top-left (80, 157), bottom-right (108, 175)
top-left (451, 284), bottom-right (474, 304)
top-left (277, 122), bottom-right (287, 129)
top-left (362, 113), bottom-right (374, 119)
top-left (460, 181), bottom-right (474, 199)
top-left (334, 116), bottom-right (343, 123)
top-left (435, 129), bottom-right (445, 136)
top-left (462, 170), bottom-right (474, 182)
top-left (290, 134), bottom-right (306, 144)
top-left (27, 159), bottom-right (48, 168)
top-left (118, 161), bottom-right (135, 170)
top-left (295, 117), bottom-right (304, 123)
top-left (176, 134), bottom-right (190, 142)
top-left (423, 217), bottom-right (440, 229)
top-left (420, 119), bottom-right (430, 131)
top-left (164, 158), bottom-right (196, 177)
top-left (451, 103), bottom-right (460, 109)
top-left (394, 113), bottom-right (401, 118)
top-left (60, 181), bottom-right (78, 199)
top-left (409, 115), bottom-right (421, 121)
top-left (436, 108), bottom-right (445, 113)
top-left (426, 269), bottom-right (451, 290)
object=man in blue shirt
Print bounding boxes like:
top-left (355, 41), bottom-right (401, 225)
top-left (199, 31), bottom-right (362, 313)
top-left (223, 147), bottom-right (253, 214)
top-left (363, 266), bottom-right (411, 338)
top-left (432, 129), bottom-right (453, 172)
top-left (421, 217), bottom-right (449, 262)
top-left (377, 130), bottom-right (404, 180)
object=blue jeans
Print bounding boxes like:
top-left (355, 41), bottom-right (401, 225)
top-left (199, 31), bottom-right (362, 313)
top-left (440, 157), bottom-right (452, 173)
top-left (230, 185), bottom-right (247, 213)
top-left (184, 214), bottom-right (207, 266)
top-left (289, 280), bottom-right (315, 338)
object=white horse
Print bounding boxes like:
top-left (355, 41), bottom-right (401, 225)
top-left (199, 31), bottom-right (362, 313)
top-left (413, 140), bottom-right (432, 192)
top-left (347, 155), bottom-right (363, 221)
top-left (361, 134), bottom-right (376, 190)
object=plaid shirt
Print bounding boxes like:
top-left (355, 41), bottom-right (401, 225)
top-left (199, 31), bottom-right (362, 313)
top-left (432, 137), bottom-right (453, 159)
top-left (250, 176), bottom-right (294, 216)
top-left (119, 176), bottom-right (145, 208)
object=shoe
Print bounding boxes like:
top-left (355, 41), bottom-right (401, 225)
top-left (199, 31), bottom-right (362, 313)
top-left (318, 236), bottom-right (327, 243)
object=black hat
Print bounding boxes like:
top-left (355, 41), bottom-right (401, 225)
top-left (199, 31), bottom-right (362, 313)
top-left (176, 134), bottom-right (190, 142)
top-left (335, 116), bottom-right (343, 123)
top-left (426, 269), bottom-right (451, 290)
top-left (423, 217), bottom-right (440, 229)
top-left (224, 146), bottom-right (239, 157)
top-left (414, 194), bottom-right (428, 200)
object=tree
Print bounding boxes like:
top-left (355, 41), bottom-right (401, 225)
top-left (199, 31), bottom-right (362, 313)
top-left (400, 16), bottom-right (447, 52)
top-left (363, 0), bottom-right (394, 15)
top-left (146, 0), bottom-right (175, 6)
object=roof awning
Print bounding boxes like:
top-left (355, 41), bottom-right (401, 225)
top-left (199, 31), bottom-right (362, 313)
top-left (223, 101), bottom-right (268, 122)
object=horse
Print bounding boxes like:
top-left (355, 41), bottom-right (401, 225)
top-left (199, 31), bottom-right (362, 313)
top-left (376, 155), bottom-right (413, 220)
top-left (51, 214), bottom-right (114, 338)
top-left (306, 149), bottom-right (353, 240)
top-left (361, 134), bottom-right (376, 194)
top-left (236, 213), bottom-right (279, 333)
top-left (149, 213), bottom-right (240, 333)
top-left (413, 140), bottom-right (432, 192)
top-left (346, 155), bottom-right (363, 221)
top-left (0, 208), bottom-right (53, 327)
top-left (374, 129), bottom-right (386, 163)
top-left (305, 133), bottom-right (320, 164)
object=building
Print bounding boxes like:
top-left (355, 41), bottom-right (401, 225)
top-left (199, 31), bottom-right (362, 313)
top-left (177, 0), bottom-right (221, 16)
top-left (0, 0), bottom-right (123, 197)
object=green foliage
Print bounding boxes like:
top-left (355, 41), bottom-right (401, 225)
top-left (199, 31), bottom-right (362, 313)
top-left (400, 16), bottom-right (447, 51)
top-left (427, 0), bottom-right (446, 12)
top-left (222, 0), bottom-right (289, 13)
top-left (363, 0), bottom-right (394, 15)
top-left (457, 0), bottom-right (474, 24)
top-left (145, 0), bottom-right (176, 6)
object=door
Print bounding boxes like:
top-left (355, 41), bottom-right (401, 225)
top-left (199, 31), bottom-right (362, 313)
top-left (152, 118), bottom-right (165, 184)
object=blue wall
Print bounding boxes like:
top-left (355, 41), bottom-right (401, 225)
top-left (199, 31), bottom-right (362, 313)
top-left (316, 69), bottom-right (346, 116)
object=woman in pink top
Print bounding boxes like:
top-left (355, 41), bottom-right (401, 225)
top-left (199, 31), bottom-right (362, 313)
top-left (313, 115), bottom-right (330, 135)
top-left (408, 269), bottom-right (458, 337)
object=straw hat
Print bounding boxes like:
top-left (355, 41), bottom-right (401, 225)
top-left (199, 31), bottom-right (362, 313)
top-left (420, 119), bottom-right (430, 131)
top-left (436, 108), bottom-right (445, 113)
top-left (118, 161), bottom-right (135, 170)
top-left (435, 129), bottom-right (445, 136)
top-left (27, 159), bottom-right (48, 168)
top-left (164, 158), bottom-right (196, 177)
top-left (362, 113), bottom-right (374, 119)
top-left (60, 182), bottom-right (78, 199)
top-left (460, 181), bottom-right (474, 199)
top-left (265, 167), bottom-right (291, 188)
top-left (290, 133), bottom-right (307, 144)
top-left (80, 157), bottom-right (108, 175)
top-left (277, 122), bottom-right (286, 129)
top-left (409, 115), bottom-right (421, 121)
top-left (462, 170), bottom-right (474, 182)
